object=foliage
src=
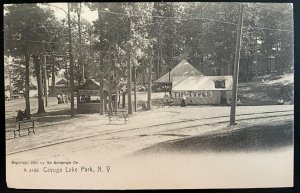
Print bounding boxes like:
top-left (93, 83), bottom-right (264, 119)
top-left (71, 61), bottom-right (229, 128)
top-left (4, 2), bottom-right (294, 92)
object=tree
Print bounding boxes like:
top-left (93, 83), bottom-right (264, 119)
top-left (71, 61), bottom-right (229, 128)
top-left (127, 3), bottom-right (155, 111)
top-left (151, 2), bottom-right (185, 79)
top-left (89, 3), bottom-right (129, 113)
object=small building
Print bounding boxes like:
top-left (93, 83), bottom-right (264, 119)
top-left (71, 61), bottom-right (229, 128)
top-left (49, 79), bottom-right (79, 95)
top-left (171, 76), bottom-right (233, 105)
top-left (77, 79), bottom-right (117, 114)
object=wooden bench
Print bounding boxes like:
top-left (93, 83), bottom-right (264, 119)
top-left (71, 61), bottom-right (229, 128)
top-left (107, 111), bottom-right (129, 123)
top-left (154, 101), bottom-right (165, 108)
top-left (14, 119), bottom-right (36, 138)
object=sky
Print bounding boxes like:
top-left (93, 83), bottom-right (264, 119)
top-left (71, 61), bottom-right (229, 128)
top-left (4, 3), bottom-right (98, 23)
top-left (4, 3), bottom-right (98, 86)
top-left (40, 3), bottom-right (98, 23)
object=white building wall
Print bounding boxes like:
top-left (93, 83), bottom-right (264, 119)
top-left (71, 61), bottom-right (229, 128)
top-left (171, 90), bottom-right (222, 105)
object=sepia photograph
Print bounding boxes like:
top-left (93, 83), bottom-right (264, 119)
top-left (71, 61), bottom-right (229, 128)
top-left (4, 2), bottom-right (294, 190)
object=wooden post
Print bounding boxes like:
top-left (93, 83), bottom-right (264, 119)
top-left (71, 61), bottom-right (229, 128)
top-left (230, 4), bottom-right (244, 126)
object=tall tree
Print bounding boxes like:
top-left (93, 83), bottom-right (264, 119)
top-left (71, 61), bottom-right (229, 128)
top-left (4, 4), bottom-right (63, 115)
top-left (89, 3), bottom-right (130, 113)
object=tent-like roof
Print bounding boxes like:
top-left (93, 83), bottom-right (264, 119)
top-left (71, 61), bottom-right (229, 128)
top-left (53, 78), bottom-right (79, 87)
top-left (56, 79), bottom-right (67, 85)
top-left (155, 59), bottom-right (203, 83)
top-left (78, 79), bottom-right (110, 91)
top-left (172, 76), bottom-right (233, 91)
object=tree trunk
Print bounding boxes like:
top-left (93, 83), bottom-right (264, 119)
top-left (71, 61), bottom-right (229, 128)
top-left (200, 55), bottom-right (204, 73)
top-left (8, 69), bottom-right (12, 100)
top-left (158, 25), bottom-right (163, 79)
top-left (68, 3), bottom-right (75, 117)
top-left (43, 55), bottom-right (48, 107)
top-left (77, 3), bottom-right (84, 84)
top-left (227, 54), bottom-right (232, 75)
top-left (142, 68), bottom-right (146, 85)
top-left (147, 57), bottom-right (153, 110)
top-left (156, 44), bottom-right (160, 79)
top-left (127, 10), bottom-right (132, 114)
top-left (108, 81), bottom-right (113, 114)
top-left (267, 58), bottom-right (271, 74)
top-left (127, 53), bottom-right (132, 113)
top-left (104, 91), bottom-right (108, 113)
top-left (133, 67), bottom-right (137, 112)
top-left (33, 55), bottom-right (45, 114)
top-left (122, 92), bottom-right (126, 108)
top-left (24, 54), bottom-right (31, 119)
top-left (118, 91), bottom-right (121, 108)
top-left (51, 63), bottom-right (55, 95)
top-left (115, 70), bottom-right (119, 113)
top-left (99, 52), bottom-right (104, 115)
top-left (254, 35), bottom-right (258, 81)
top-left (107, 46), bottom-right (113, 115)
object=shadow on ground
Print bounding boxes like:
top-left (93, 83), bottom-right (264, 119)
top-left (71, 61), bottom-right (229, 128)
top-left (5, 109), bottom-right (84, 129)
top-left (135, 119), bottom-right (293, 154)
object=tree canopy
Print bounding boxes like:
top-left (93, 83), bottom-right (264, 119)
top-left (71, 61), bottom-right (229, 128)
top-left (4, 2), bottom-right (294, 115)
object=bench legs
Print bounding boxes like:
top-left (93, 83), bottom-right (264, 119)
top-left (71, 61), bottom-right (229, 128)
top-left (108, 115), bottom-right (128, 123)
top-left (13, 129), bottom-right (21, 138)
top-left (14, 128), bottom-right (35, 138)
top-left (14, 120), bottom-right (35, 138)
top-left (28, 127), bottom-right (35, 135)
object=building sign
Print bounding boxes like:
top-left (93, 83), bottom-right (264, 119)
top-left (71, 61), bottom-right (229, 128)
top-left (78, 89), bottom-right (100, 96)
top-left (172, 91), bottom-right (212, 98)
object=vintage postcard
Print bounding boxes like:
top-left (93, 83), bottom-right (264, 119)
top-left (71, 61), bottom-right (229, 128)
top-left (4, 2), bottom-right (294, 189)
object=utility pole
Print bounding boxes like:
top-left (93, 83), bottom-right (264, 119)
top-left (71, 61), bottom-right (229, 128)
top-left (77, 3), bottom-right (84, 84)
top-left (67, 3), bottom-right (75, 117)
top-left (230, 3), bottom-right (244, 126)
top-left (44, 55), bottom-right (48, 107)
top-left (127, 9), bottom-right (132, 114)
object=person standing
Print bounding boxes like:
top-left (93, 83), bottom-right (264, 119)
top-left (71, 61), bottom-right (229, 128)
top-left (181, 94), bottom-right (187, 107)
top-left (62, 93), bottom-right (65, 104)
top-left (163, 93), bottom-right (169, 106)
top-left (57, 93), bottom-right (61, 104)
